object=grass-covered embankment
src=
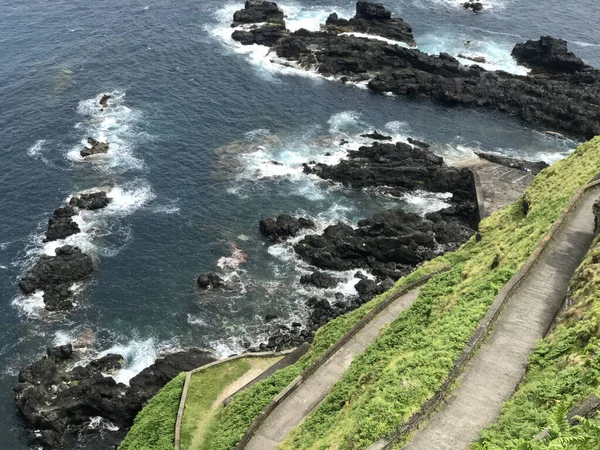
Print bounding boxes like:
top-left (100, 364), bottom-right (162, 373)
top-left (472, 234), bottom-right (600, 449)
top-left (274, 137), bottom-right (600, 450)
top-left (119, 373), bottom-right (186, 450)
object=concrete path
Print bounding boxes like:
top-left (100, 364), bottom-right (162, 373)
top-left (401, 188), bottom-right (600, 450)
top-left (243, 287), bottom-right (422, 450)
top-left (453, 158), bottom-right (534, 217)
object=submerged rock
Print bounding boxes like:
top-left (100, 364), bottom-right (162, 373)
top-left (259, 214), bottom-right (315, 243)
top-left (14, 345), bottom-right (215, 449)
top-left (475, 151), bottom-right (549, 175)
top-left (18, 246), bottom-right (94, 310)
top-left (81, 138), bottom-right (109, 158)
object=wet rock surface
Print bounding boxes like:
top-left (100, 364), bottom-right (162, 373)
top-left (18, 246), bottom-right (95, 311)
top-left (232, 0), bottom-right (284, 25)
top-left (99, 94), bottom-right (111, 108)
top-left (231, 2), bottom-right (600, 140)
top-left (81, 138), bottom-right (109, 158)
top-left (14, 345), bottom-right (215, 449)
top-left (69, 191), bottom-right (111, 210)
top-left (44, 206), bottom-right (80, 242)
top-left (300, 271), bottom-right (341, 289)
top-left (259, 214), bottom-right (315, 242)
top-left (462, 2), bottom-right (483, 12)
top-left (475, 151), bottom-right (549, 175)
top-left (197, 272), bottom-right (225, 290)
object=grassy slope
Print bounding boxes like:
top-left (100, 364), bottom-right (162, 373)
top-left (119, 373), bottom-right (186, 450)
top-left (181, 359), bottom-right (251, 450)
top-left (472, 235), bottom-right (600, 449)
top-left (276, 137), bottom-right (600, 450)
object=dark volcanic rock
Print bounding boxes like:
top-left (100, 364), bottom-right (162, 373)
top-left (69, 191), bottom-right (111, 210)
top-left (300, 271), bottom-right (341, 289)
top-left (44, 206), bottom-right (80, 242)
top-left (458, 53), bottom-right (486, 64)
top-left (232, 0), bottom-right (284, 25)
top-left (81, 138), bottom-right (109, 158)
top-left (259, 214), bottom-right (315, 242)
top-left (18, 246), bottom-right (94, 311)
top-left (232, 23), bottom-right (287, 45)
top-left (325, 2), bottom-right (414, 45)
top-left (361, 130), bottom-right (392, 140)
top-left (197, 272), bottom-right (225, 290)
top-left (407, 137), bottom-right (430, 149)
top-left (14, 346), bottom-right (215, 449)
top-left (99, 94), bottom-right (111, 108)
top-left (229, 2), bottom-right (600, 139)
top-left (462, 2), bottom-right (483, 12)
top-left (512, 36), bottom-right (591, 74)
top-left (475, 151), bottom-right (549, 175)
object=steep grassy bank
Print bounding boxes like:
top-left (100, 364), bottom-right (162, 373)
top-left (472, 233), bottom-right (600, 449)
top-left (119, 373), bottom-right (186, 450)
top-left (277, 137), bottom-right (600, 450)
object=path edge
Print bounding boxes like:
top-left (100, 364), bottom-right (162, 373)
top-left (173, 349), bottom-right (296, 450)
top-left (368, 178), bottom-right (600, 450)
top-left (235, 269), bottom-right (449, 450)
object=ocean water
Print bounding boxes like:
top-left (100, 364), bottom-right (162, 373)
top-left (0, 0), bottom-right (598, 447)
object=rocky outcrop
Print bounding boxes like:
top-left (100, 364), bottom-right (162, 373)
top-left (81, 138), bottom-right (109, 158)
top-left (197, 272), bottom-right (225, 290)
top-left (99, 94), bottom-right (111, 108)
top-left (69, 191), bottom-right (111, 210)
top-left (324, 2), bottom-right (415, 45)
top-left (512, 36), bottom-right (591, 74)
top-left (458, 53), bottom-right (486, 64)
top-left (44, 206), bottom-right (80, 242)
top-left (18, 246), bottom-right (95, 311)
top-left (294, 208), bottom-right (473, 280)
top-left (300, 271), bottom-right (341, 289)
top-left (475, 151), bottom-right (549, 175)
top-left (229, 2), bottom-right (600, 139)
top-left (14, 345), bottom-right (215, 449)
top-left (232, 0), bottom-right (284, 25)
top-left (232, 23), bottom-right (287, 46)
top-left (259, 214), bottom-right (315, 242)
top-left (462, 2), bottom-right (483, 12)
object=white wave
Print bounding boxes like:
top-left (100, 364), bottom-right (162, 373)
top-left (284, 3), bottom-right (353, 32)
top-left (340, 32), bottom-right (412, 48)
top-left (412, 0), bottom-right (509, 11)
top-left (88, 416), bottom-right (119, 432)
top-left (417, 32), bottom-right (529, 76)
top-left (402, 191), bottom-right (453, 214)
top-left (327, 110), bottom-right (364, 136)
top-left (12, 291), bottom-right (45, 317)
top-left (69, 91), bottom-right (145, 171)
top-left (98, 337), bottom-right (173, 385)
top-left (572, 41), bottom-right (600, 48)
top-left (27, 139), bottom-right (46, 157)
top-left (245, 128), bottom-right (271, 140)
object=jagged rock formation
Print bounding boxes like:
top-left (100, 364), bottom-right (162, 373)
top-left (259, 214), bottom-right (315, 242)
top-left (81, 138), bottom-right (109, 158)
top-left (18, 246), bottom-right (95, 311)
top-left (231, 1), bottom-right (600, 139)
top-left (475, 151), bottom-right (549, 175)
top-left (44, 206), bottom-right (80, 242)
top-left (14, 344), bottom-right (215, 449)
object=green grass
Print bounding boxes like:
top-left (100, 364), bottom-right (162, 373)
top-left (181, 359), bottom-right (251, 450)
top-left (471, 231), bottom-right (600, 449)
top-left (119, 372), bottom-right (186, 450)
top-left (275, 137), bottom-right (600, 450)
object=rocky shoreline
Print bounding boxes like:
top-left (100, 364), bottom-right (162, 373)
top-left (231, 0), bottom-right (600, 140)
top-left (14, 343), bottom-right (215, 449)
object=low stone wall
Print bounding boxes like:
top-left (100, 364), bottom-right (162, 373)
top-left (173, 349), bottom-right (296, 450)
top-left (369, 178), bottom-right (600, 450)
top-left (235, 270), bottom-right (448, 450)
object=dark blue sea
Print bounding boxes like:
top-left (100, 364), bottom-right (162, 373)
top-left (1, 0), bottom-right (598, 446)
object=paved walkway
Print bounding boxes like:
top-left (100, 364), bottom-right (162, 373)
top-left (243, 287), bottom-right (422, 450)
top-left (453, 158), bottom-right (534, 217)
top-left (401, 188), bottom-right (600, 450)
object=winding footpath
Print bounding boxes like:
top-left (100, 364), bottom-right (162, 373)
top-left (395, 186), bottom-right (600, 450)
top-left (242, 287), bottom-right (422, 450)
